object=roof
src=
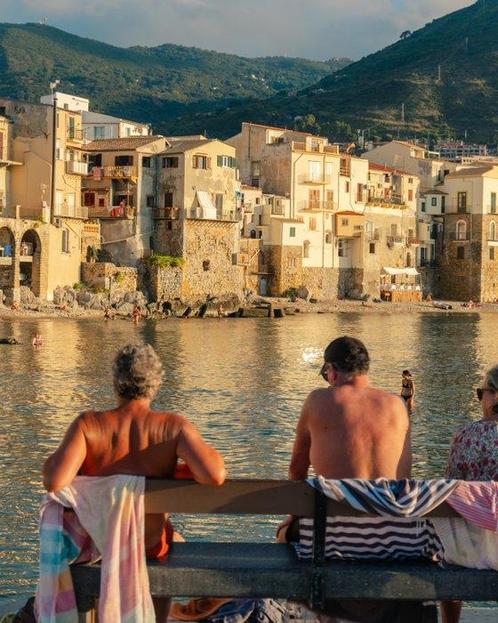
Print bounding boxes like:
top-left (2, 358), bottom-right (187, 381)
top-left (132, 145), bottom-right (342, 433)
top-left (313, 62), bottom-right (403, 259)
top-left (393, 140), bottom-right (427, 151)
top-left (382, 267), bottom-right (420, 276)
top-left (335, 210), bottom-right (364, 216)
top-left (161, 138), bottom-right (224, 154)
top-left (368, 162), bottom-right (412, 176)
top-left (420, 188), bottom-right (448, 196)
top-left (242, 121), bottom-right (313, 136)
top-left (85, 136), bottom-right (167, 151)
top-left (445, 166), bottom-right (495, 178)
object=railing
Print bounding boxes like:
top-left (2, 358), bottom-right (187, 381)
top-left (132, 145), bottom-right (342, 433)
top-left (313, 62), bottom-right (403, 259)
top-left (66, 128), bottom-right (86, 142)
top-left (407, 237), bottom-right (420, 246)
top-left (54, 205), bottom-right (89, 219)
top-left (386, 235), bottom-right (405, 246)
top-left (367, 195), bottom-right (406, 207)
top-left (298, 174), bottom-right (332, 185)
top-left (102, 165), bottom-right (138, 179)
top-left (65, 161), bottom-right (88, 175)
top-left (298, 200), bottom-right (336, 212)
top-left (449, 232), bottom-right (470, 241)
top-left (153, 207), bottom-right (180, 220)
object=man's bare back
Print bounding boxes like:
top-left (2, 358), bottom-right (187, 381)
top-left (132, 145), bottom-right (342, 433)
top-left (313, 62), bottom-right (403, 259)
top-left (42, 345), bottom-right (225, 552)
top-left (289, 337), bottom-right (411, 481)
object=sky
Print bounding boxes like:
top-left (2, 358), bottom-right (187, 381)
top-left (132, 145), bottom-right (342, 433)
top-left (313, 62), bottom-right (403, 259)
top-left (0, 0), bottom-right (473, 60)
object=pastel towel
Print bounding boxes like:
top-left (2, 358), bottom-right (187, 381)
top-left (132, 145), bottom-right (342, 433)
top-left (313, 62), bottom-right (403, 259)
top-left (35, 475), bottom-right (155, 623)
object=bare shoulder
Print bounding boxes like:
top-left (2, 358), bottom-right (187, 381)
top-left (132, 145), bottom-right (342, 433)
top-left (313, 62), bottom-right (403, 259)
top-left (149, 409), bottom-right (188, 437)
top-left (305, 387), bottom-right (331, 405)
top-left (368, 388), bottom-right (408, 416)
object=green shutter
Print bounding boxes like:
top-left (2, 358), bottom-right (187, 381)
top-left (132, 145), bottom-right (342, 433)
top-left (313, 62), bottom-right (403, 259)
top-left (217, 155), bottom-right (223, 167)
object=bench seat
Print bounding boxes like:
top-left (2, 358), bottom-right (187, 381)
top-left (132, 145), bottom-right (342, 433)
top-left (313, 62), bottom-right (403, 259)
top-left (71, 542), bottom-right (498, 612)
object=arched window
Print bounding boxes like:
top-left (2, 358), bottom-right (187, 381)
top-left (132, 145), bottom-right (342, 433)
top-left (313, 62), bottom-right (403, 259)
top-left (489, 221), bottom-right (496, 242)
top-left (456, 220), bottom-right (467, 241)
top-left (303, 240), bottom-right (310, 259)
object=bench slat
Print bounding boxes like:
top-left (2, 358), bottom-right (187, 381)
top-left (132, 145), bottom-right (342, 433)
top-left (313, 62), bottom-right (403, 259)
top-left (144, 480), bottom-right (459, 517)
top-left (71, 543), bottom-right (498, 605)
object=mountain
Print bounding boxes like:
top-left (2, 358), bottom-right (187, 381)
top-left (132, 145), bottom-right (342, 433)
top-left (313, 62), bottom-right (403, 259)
top-left (0, 22), bottom-right (350, 129)
top-left (169, 0), bottom-right (498, 143)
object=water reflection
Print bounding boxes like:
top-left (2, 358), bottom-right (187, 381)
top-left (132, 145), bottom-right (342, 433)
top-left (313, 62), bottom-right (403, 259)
top-left (1, 313), bottom-right (497, 604)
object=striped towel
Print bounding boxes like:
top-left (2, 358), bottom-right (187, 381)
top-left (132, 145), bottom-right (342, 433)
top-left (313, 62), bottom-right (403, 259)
top-left (447, 481), bottom-right (498, 532)
top-left (35, 475), bottom-right (155, 623)
top-left (296, 478), bottom-right (459, 561)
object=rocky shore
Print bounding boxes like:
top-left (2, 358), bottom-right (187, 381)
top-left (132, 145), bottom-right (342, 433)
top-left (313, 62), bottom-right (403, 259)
top-left (0, 284), bottom-right (496, 321)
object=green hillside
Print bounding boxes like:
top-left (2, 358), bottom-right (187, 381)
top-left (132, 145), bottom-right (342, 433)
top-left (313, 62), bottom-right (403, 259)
top-left (0, 22), bottom-right (349, 127)
top-left (170, 0), bottom-right (498, 142)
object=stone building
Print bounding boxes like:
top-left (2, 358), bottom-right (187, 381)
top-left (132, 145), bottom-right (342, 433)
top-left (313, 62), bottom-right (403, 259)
top-left (438, 166), bottom-right (498, 302)
top-left (0, 98), bottom-right (94, 301)
top-left (83, 136), bottom-right (169, 265)
top-left (152, 137), bottom-right (242, 302)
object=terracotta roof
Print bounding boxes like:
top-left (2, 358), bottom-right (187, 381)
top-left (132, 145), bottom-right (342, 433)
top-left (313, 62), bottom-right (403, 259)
top-left (242, 121), bottom-right (314, 136)
top-left (368, 162), bottom-right (413, 176)
top-left (446, 166), bottom-right (495, 177)
top-left (393, 140), bottom-right (427, 151)
top-left (161, 138), bottom-right (224, 154)
top-left (85, 136), bottom-right (167, 151)
top-left (241, 184), bottom-right (261, 190)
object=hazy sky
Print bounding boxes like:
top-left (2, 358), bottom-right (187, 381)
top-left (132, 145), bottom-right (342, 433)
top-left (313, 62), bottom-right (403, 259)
top-left (1, 0), bottom-right (472, 60)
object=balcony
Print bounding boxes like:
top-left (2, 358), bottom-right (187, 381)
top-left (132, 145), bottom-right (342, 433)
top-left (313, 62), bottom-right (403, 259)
top-left (102, 165), bottom-right (138, 179)
top-left (367, 195), bottom-right (406, 208)
top-left (153, 207), bottom-right (180, 220)
top-left (54, 205), bottom-right (89, 219)
top-left (66, 128), bottom-right (86, 143)
top-left (386, 235), bottom-right (405, 246)
top-left (366, 229), bottom-right (381, 241)
top-left (298, 200), bottom-right (336, 212)
top-left (407, 237), bottom-right (420, 246)
top-left (298, 173), bottom-right (332, 185)
top-left (66, 160), bottom-right (88, 175)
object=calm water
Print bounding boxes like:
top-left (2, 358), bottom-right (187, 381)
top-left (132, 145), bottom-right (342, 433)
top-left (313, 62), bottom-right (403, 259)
top-left (0, 312), bottom-right (497, 607)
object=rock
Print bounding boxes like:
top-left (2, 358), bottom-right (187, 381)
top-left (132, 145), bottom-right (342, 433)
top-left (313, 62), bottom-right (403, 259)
top-left (88, 294), bottom-right (106, 310)
top-left (77, 290), bottom-right (93, 305)
top-left (297, 286), bottom-right (309, 300)
top-left (309, 298), bottom-right (318, 304)
top-left (115, 302), bottom-right (134, 316)
top-left (53, 286), bottom-right (64, 306)
top-left (20, 286), bottom-right (36, 305)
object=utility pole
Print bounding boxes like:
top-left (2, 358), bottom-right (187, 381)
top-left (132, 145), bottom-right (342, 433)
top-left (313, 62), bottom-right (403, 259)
top-left (49, 80), bottom-right (60, 225)
top-left (401, 103), bottom-right (405, 124)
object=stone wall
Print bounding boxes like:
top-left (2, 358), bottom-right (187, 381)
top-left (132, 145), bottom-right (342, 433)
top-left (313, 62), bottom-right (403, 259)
top-left (239, 237), bottom-right (263, 293)
top-left (81, 262), bottom-right (137, 295)
top-left (181, 219), bottom-right (242, 301)
top-left (267, 245), bottom-right (303, 295)
top-left (144, 265), bottom-right (183, 302)
top-left (302, 267), bottom-right (354, 300)
top-left (153, 219), bottom-right (184, 257)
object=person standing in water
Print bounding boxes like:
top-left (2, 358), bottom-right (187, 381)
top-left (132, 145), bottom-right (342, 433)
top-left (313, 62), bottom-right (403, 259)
top-left (401, 370), bottom-right (415, 411)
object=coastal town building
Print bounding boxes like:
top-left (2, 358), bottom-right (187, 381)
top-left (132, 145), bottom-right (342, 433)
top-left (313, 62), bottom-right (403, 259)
top-left (0, 97), bottom-right (98, 302)
top-left (83, 135), bottom-right (168, 265)
top-left (152, 137), bottom-right (242, 301)
top-left (437, 166), bottom-right (498, 302)
top-left (434, 141), bottom-right (488, 162)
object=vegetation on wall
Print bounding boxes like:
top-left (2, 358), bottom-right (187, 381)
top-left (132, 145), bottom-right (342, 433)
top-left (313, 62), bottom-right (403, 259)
top-left (145, 254), bottom-right (185, 269)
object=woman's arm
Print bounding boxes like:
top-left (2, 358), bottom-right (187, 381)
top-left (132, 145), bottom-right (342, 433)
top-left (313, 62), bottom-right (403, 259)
top-left (42, 416), bottom-right (87, 492)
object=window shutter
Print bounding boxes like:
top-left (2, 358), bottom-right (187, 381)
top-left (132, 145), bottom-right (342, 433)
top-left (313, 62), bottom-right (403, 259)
top-left (217, 155), bottom-right (223, 167)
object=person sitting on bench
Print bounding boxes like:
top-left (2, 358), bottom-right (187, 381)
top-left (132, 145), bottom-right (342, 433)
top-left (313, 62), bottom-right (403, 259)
top-left (42, 342), bottom-right (226, 622)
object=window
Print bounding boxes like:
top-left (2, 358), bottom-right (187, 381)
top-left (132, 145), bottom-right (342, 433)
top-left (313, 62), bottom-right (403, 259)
top-left (356, 183), bottom-right (364, 202)
top-left (489, 221), bottom-right (496, 241)
top-left (142, 157), bottom-right (151, 168)
top-left (62, 229), bottom-right (70, 253)
top-left (309, 218), bottom-right (317, 231)
top-left (457, 192), bottom-right (467, 213)
top-left (289, 227), bottom-right (296, 238)
top-left (115, 155), bottom-right (133, 166)
top-left (421, 201), bottom-right (426, 212)
top-left (146, 195), bottom-right (155, 208)
top-left (55, 140), bottom-right (63, 161)
top-left (456, 246), bottom-right (465, 260)
top-left (164, 192), bottom-right (173, 208)
top-left (431, 197), bottom-right (437, 207)
top-left (456, 220), bottom-right (467, 241)
top-left (308, 161), bottom-right (322, 181)
top-left (193, 155), bottom-right (210, 169)
top-left (408, 178), bottom-right (413, 184)
top-left (369, 243), bottom-right (376, 254)
top-left (98, 197), bottom-right (105, 208)
top-left (441, 196), bottom-right (446, 213)
top-left (217, 155), bottom-right (237, 168)
top-left (325, 232), bottom-right (332, 244)
top-left (345, 181), bottom-right (350, 193)
top-left (66, 193), bottom-right (75, 215)
top-left (338, 240), bottom-right (346, 257)
top-left (83, 192), bottom-right (94, 207)
top-left (303, 240), bottom-right (310, 258)
top-left (89, 153), bottom-right (102, 168)
top-left (490, 247), bottom-right (495, 261)
top-left (408, 189), bottom-right (413, 201)
top-left (93, 126), bottom-right (105, 139)
top-left (67, 116), bottom-right (75, 139)
top-left (56, 191), bottom-right (64, 212)
top-left (203, 260), bottom-right (210, 271)
top-left (162, 156), bottom-right (179, 168)
top-left (491, 193), bottom-right (497, 214)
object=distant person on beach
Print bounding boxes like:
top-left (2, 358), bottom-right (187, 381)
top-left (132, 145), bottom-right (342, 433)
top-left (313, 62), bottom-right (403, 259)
top-left (441, 365), bottom-right (498, 623)
top-left (400, 369), bottom-right (415, 411)
top-left (32, 333), bottom-right (43, 347)
top-left (132, 305), bottom-right (142, 324)
top-left (103, 306), bottom-right (114, 321)
top-left (42, 343), bottom-right (225, 621)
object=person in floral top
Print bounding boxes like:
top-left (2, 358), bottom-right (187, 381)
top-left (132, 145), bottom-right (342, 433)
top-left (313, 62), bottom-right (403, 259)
top-left (442, 365), bottom-right (498, 623)
top-left (446, 364), bottom-right (498, 481)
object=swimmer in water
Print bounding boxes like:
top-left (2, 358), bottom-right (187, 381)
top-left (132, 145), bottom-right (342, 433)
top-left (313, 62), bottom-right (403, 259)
top-left (32, 333), bottom-right (43, 347)
top-left (400, 370), bottom-right (415, 412)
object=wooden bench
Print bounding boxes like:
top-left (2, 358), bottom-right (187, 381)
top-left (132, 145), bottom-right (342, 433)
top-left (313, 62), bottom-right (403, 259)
top-left (71, 479), bottom-right (498, 620)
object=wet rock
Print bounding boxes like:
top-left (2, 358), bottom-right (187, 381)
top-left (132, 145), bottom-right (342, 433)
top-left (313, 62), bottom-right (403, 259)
top-left (77, 290), bottom-right (93, 305)
top-left (115, 302), bottom-right (134, 316)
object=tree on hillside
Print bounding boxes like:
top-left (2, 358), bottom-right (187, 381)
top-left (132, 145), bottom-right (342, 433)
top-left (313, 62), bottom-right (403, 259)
top-left (400, 31), bottom-right (412, 40)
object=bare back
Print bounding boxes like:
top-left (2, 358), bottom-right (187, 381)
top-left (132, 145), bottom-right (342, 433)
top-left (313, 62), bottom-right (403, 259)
top-left (290, 383), bottom-right (411, 481)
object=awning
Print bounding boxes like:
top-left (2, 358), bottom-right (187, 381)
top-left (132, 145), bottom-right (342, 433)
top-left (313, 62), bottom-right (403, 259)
top-left (382, 267), bottom-right (420, 276)
top-left (196, 191), bottom-right (217, 220)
